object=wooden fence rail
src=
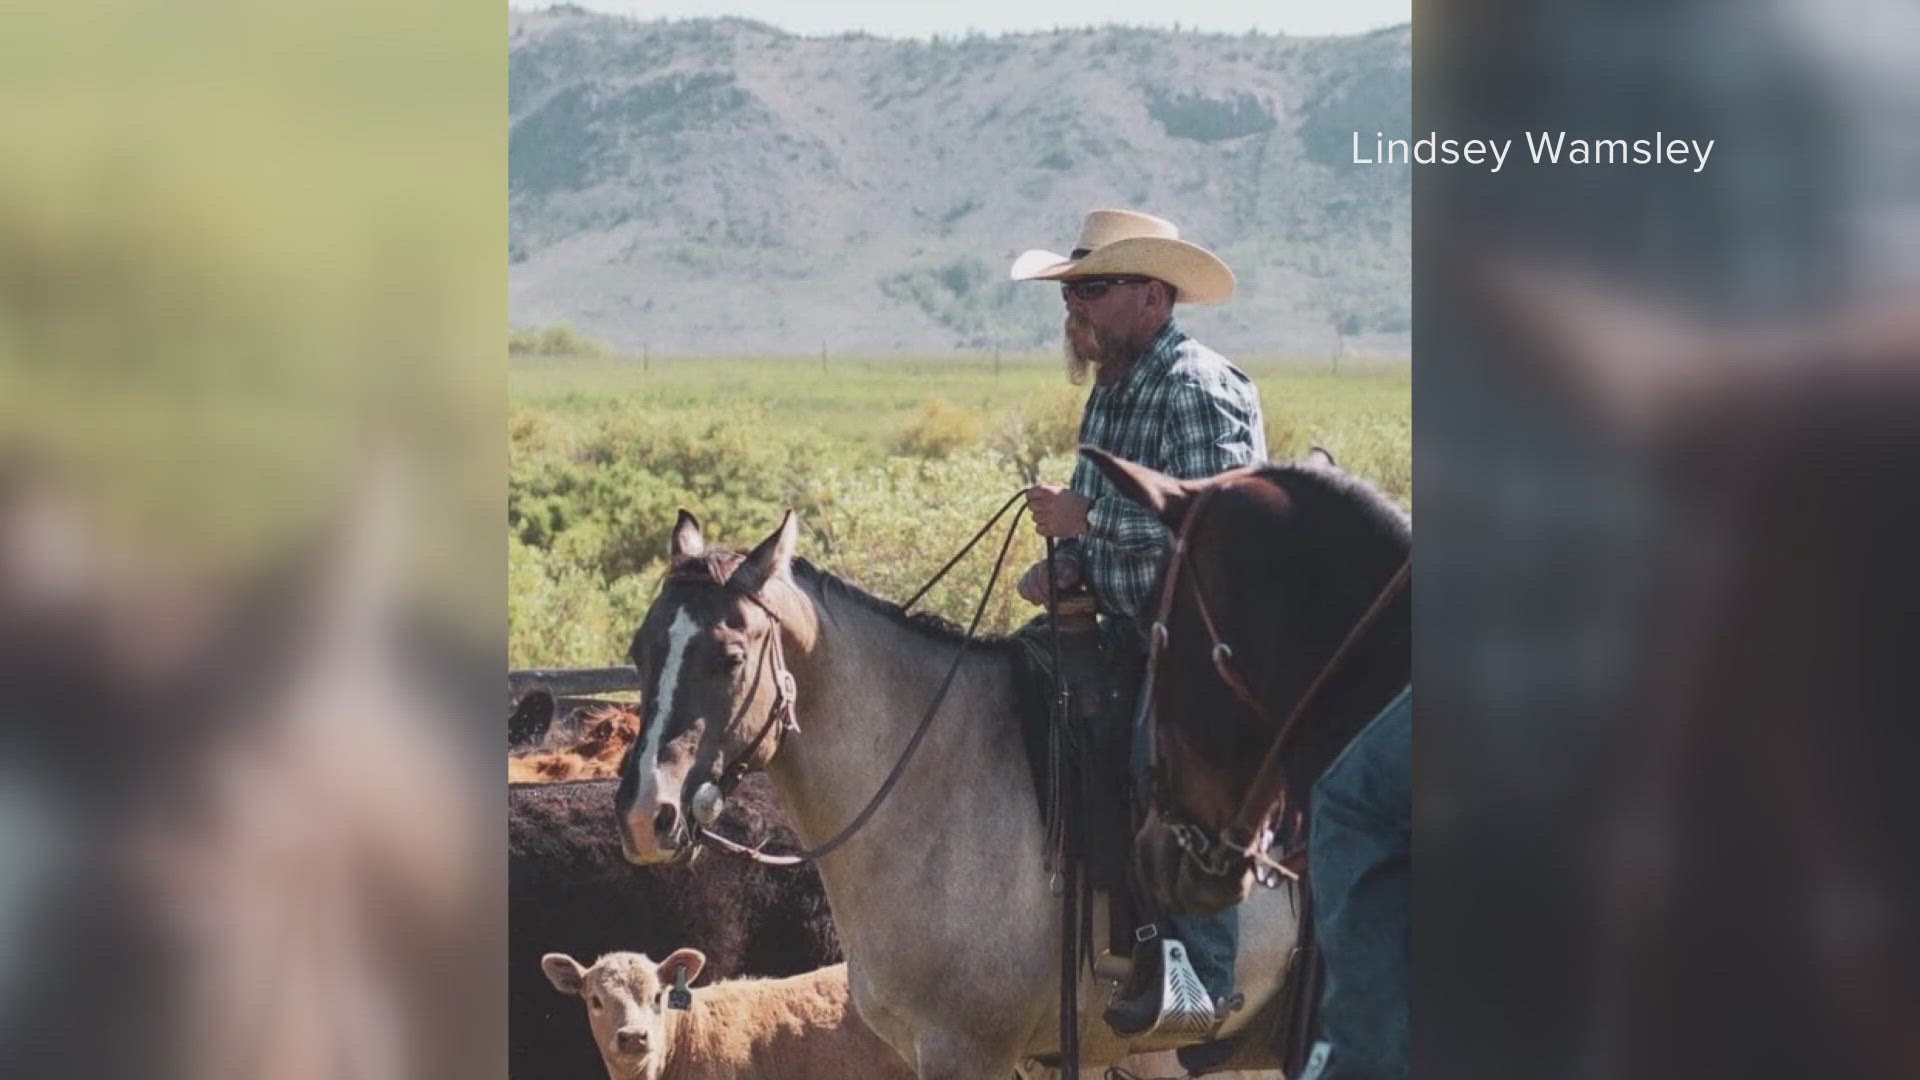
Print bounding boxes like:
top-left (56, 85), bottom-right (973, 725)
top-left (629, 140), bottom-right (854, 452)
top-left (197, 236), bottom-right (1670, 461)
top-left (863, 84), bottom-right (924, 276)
top-left (508, 666), bottom-right (643, 746)
top-left (508, 666), bottom-right (643, 702)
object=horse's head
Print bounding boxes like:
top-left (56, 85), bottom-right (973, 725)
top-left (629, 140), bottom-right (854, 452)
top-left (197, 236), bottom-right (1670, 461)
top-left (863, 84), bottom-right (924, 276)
top-left (614, 509), bottom-right (813, 866)
top-left (1085, 446), bottom-right (1410, 914)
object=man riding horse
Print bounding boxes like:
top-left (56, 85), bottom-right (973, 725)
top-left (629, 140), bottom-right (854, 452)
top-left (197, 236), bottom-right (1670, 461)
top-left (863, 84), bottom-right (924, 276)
top-left (1010, 209), bottom-right (1265, 1038)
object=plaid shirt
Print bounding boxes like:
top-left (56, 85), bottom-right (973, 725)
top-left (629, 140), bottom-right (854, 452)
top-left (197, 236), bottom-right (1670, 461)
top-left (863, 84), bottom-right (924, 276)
top-left (1057, 320), bottom-right (1267, 620)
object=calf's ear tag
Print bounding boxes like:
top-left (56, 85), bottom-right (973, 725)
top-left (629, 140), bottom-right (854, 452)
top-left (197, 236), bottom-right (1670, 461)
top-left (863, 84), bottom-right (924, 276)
top-left (668, 968), bottom-right (692, 1011)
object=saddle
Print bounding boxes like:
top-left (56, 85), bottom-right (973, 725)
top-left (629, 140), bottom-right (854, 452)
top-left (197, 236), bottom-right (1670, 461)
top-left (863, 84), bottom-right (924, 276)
top-left (1006, 595), bottom-right (1136, 926)
top-left (1011, 596), bottom-right (1136, 903)
top-left (1013, 600), bottom-right (1223, 1042)
top-left (1013, 605), bottom-right (1314, 1072)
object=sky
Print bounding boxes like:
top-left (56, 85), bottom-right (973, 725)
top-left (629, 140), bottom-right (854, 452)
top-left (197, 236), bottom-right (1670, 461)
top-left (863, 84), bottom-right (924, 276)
top-left (543, 0), bottom-right (1410, 39)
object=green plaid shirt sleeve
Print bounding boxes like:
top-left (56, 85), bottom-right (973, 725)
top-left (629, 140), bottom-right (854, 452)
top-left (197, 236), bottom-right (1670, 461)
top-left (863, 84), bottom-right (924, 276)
top-left (1058, 321), bottom-right (1267, 620)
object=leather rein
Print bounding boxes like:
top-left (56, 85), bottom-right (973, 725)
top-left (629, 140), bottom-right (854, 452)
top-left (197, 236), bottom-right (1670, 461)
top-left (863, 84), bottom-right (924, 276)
top-left (689, 490), bottom-right (1032, 867)
top-left (1143, 475), bottom-right (1411, 884)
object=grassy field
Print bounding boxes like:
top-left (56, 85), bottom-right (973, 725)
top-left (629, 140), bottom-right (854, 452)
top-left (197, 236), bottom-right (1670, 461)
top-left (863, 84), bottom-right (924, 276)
top-left (510, 351), bottom-right (1408, 669)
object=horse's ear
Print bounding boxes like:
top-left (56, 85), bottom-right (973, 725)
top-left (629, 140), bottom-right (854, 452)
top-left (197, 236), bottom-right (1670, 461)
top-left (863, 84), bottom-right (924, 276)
top-left (670, 510), bottom-right (705, 559)
top-left (1079, 446), bottom-right (1201, 529)
top-left (728, 510), bottom-right (796, 595)
top-left (1306, 445), bottom-right (1337, 468)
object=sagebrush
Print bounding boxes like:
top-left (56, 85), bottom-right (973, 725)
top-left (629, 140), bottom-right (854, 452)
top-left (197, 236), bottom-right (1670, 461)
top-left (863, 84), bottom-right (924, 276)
top-left (510, 353), bottom-right (1408, 668)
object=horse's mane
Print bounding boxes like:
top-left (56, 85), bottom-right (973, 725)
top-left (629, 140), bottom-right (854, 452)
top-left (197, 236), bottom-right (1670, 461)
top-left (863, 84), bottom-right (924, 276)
top-left (662, 550), bottom-right (1017, 655)
top-left (1252, 461), bottom-right (1411, 545)
top-left (793, 557), bottom-right (1019, 655)
top-left (665, 550), bottom-right (747, 584)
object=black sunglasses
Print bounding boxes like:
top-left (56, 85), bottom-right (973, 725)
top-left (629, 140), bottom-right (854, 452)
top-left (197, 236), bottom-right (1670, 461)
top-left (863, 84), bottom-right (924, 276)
top-left (1060, 276), bottom-right (1151, 301)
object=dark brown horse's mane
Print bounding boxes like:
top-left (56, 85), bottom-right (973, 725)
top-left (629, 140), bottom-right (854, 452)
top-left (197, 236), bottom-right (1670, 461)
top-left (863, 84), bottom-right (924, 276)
top-left (1250, 461), bottom-right (1411, 543)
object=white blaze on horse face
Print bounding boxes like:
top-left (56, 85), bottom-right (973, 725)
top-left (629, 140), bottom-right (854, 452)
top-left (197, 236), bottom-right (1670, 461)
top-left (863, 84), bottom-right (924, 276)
top-left (636, 606), bottom-right (700, 806)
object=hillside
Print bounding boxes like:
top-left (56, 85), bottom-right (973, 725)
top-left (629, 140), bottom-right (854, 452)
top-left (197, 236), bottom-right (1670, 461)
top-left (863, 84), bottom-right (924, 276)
top-left (509, 9), bottom-right (1410, 356)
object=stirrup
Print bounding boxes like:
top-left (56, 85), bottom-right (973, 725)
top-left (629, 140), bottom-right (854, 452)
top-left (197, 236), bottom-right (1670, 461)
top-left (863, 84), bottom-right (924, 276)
top-left (1124, 938), bottom-right (1219, 1042)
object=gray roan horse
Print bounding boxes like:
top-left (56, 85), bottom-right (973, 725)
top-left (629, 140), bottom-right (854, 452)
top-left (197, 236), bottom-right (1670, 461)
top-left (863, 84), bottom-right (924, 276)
top-left (614, 509), bottom-right (1302, 1078)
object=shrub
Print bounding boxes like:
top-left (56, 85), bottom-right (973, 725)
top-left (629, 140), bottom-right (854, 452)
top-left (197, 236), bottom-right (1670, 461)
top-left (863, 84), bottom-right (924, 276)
top-left (507, 359), bottom-right (1409, 669)
top-left (508, 406), bottom-right (551, 455)
top-left (509, 323), bottom-right (609, 358)
top-left (795, 449), bottom-right (1070, 637)
top-left (510, 406), bottom-right (829, 581)
top-left (892, 399), bottom-right (982, 459)
top-left (988, 386), bottom-right (1083, 484)
top-left (509, 536), bottom-right (629, 668)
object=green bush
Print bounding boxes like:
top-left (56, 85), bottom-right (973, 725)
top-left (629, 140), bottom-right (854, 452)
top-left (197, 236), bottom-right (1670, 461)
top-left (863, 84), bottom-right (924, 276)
top-left (510, 405), bottom-right (831, 582)
top-left (508, 446), bottom-right (1068, 668)
top-left (509, 535), bottom-right (634, 669)
top-left (782, 448), bottom-right (1066, 639)
top-left (988, 386), bottom-right (1082, 484)
top-left (509, 323), bottom-right (609, 358)
top-left (893, 399), bottom-right (983, 459)
top-left (508, 357), bottom-right (1409, 669)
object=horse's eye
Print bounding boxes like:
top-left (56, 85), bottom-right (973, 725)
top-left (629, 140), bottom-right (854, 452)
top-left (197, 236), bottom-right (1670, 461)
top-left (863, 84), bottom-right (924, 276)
top-left (719, 648), bottom-right (747, 673)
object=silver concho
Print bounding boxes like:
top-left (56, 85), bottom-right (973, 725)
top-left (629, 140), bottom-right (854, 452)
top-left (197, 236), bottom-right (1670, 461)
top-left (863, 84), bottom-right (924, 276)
top-left (690, 781), bottom-right (724, 826)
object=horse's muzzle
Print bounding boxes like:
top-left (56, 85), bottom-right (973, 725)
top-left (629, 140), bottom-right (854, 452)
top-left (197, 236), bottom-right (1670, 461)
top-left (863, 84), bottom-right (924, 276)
top-left (618, 798), bottom-right (696, 866)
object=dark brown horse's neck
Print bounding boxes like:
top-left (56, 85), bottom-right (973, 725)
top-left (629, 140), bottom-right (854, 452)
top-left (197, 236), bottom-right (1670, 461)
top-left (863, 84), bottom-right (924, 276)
top-left (1163, 481), bottom-right (1409, 833)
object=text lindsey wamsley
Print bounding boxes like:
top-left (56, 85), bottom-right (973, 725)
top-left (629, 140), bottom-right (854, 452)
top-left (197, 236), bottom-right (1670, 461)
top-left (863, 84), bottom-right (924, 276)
top-left (1351, 131), bottom-right (1715, 173)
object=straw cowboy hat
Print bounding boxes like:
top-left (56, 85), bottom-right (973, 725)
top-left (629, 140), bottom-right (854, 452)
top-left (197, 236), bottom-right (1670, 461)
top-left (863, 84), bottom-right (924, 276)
top-left (1009, 209), bottom-right (1235, 305)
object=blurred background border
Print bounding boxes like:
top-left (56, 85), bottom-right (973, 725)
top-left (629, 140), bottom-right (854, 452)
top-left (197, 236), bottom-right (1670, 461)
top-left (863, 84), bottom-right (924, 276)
top-left (0, 1), bottom-right (503, 1077)
top-left (1416, 2), bottom-right (1920, 1079)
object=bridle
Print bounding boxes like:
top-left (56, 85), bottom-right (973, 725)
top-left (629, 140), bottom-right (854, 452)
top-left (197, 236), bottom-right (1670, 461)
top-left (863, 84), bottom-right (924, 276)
top-left (1141, 474), bottom-right (1411, 885)
top-left (713, 580), bottom-right (801, 789)
top-left (645, 559), bottom-right (801, 797)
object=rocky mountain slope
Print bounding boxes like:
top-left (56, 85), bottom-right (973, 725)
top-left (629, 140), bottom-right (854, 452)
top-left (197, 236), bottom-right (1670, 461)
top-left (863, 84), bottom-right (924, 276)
top-left (509, 8), bottom-right (1410, 355)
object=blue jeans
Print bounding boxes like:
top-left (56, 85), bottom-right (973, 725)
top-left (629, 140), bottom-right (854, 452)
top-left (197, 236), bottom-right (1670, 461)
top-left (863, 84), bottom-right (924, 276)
top-left (1111, 615), bottom-right (1240, 1002)
top-left (1307, 685), bottom-right (1411, 1080)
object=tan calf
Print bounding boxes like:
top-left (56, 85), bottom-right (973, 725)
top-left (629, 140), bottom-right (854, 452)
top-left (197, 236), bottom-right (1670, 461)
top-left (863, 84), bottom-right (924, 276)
top-left (542, 950), bottom-right (914, 1080)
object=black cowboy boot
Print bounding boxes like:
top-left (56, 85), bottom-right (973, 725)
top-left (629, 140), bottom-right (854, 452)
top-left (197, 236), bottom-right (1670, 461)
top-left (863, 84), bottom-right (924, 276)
top-left (1102, 932), bottom-right (1164, 1037)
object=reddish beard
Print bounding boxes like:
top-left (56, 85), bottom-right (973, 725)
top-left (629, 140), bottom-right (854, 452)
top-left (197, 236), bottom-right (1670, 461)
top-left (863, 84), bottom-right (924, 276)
top-left (1063, 314), bottom-right (1104, 385)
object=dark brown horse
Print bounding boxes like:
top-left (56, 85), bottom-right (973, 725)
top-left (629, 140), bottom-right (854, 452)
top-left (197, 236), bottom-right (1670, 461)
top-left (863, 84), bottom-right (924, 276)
top-left (1084, 447), bottom-right (1411, 915)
